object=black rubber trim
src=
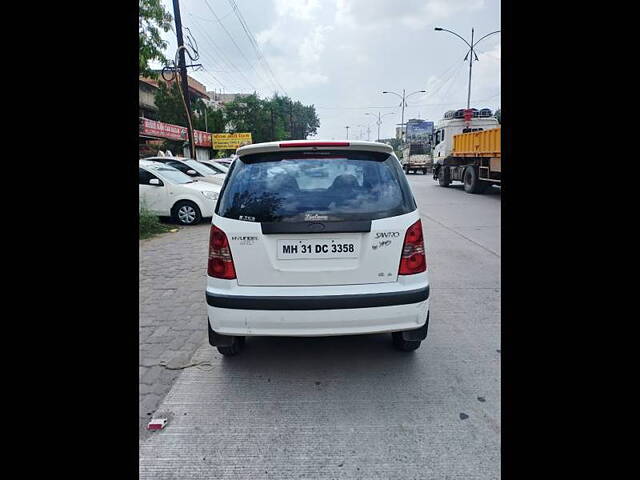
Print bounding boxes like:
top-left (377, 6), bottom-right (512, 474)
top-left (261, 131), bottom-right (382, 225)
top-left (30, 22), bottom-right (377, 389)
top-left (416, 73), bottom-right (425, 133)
top-left (206, 285), bottom-right (429, 310)
top-left (261, 220), bottom-right (371, 235)
top-left (399, 311), bottom-right (429, 341)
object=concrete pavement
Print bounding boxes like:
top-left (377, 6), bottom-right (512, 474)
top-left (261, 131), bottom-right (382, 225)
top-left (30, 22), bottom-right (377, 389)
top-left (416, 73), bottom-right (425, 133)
top-left (139, 175), bottom-right (501, 479)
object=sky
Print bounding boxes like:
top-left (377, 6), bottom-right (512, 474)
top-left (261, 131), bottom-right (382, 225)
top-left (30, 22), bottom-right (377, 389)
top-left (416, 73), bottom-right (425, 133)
top-left (153, 0), bottom-right (500, 140)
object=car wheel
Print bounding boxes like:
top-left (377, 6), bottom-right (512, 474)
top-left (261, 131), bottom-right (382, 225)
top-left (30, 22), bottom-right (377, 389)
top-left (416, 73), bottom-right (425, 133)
top-left (392, 332), bottom-right (421, 352)
top-left (438, 166), bottom-right (451, 187)
top-left (173, 201), bottom-right (202, 225)
top-left (217, 336), bottom-right (245, 356)
top-left (463, 167), bottom-right (487, 194)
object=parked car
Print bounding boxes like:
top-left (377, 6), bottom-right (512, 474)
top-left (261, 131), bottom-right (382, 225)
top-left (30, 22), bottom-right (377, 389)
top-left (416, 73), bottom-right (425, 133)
top-left (198, 159), bottom-right (229, 175)
top-left (205, 140), bottom-right (430, 356)
top-left (139, 160), bottom-right (221, 225)
top-left (213, 158), bottom-right (233, 167)
top-left (143, 156), bottom-right (226, 186)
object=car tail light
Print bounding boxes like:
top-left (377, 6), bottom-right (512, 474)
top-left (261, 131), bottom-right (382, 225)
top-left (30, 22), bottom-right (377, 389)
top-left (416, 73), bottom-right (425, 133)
top-left (208, 225), bottom-right (236, 279)
top-left (398, 219), bottom-right (427, 275)
top-left (279, 141), bottom-right (350, 148)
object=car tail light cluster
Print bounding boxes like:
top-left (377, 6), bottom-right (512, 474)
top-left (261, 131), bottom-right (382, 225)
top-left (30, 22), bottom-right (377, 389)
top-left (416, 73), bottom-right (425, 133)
top-left (208, 225), bottom-right (236, 279)
top-left (398, 220), bottom-right (427, 275)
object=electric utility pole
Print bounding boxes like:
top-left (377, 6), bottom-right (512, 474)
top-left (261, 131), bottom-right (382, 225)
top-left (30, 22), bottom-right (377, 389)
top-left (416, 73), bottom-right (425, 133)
top-left (172, 0), bottom-right (195, 158)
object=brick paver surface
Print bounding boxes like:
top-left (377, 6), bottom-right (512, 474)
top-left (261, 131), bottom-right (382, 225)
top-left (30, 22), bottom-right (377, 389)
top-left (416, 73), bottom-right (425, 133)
top-left (139, 223), bottom-right (211, 438)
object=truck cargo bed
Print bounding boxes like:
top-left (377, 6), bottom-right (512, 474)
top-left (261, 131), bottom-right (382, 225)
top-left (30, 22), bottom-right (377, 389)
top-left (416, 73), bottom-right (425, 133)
top-left (453, 127), bottom-right (500, 158)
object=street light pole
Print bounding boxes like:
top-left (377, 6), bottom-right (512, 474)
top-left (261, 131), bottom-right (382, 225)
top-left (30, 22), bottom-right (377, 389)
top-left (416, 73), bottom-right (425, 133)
top-left (382, 89), bottom-right (426, 144)
top-left (345, 126), bottom-right (349, 139)
top-left (467, 28), bottom-right (474, 109)
top-left (366, 112), bottom-right (395, 142)
top-left (435, 26), bottom-right (500, 109)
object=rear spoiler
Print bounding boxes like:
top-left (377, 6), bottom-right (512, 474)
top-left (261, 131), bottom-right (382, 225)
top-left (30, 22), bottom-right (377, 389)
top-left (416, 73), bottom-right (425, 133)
top-left (237, 140), bottom-right (393, 157)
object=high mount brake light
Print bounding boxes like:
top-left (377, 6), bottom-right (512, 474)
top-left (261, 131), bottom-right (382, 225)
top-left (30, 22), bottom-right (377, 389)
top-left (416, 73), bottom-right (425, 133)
top-left (398, 219), bottom-right (427, 275)
top-left (208, 225), bottom-right (236, 279)
top-left (279, 142), bottom-right (350, 148)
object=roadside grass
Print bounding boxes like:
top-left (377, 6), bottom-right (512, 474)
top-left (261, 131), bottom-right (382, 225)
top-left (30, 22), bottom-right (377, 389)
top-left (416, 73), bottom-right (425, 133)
top-left (139, 208), bottom-right (173, 240)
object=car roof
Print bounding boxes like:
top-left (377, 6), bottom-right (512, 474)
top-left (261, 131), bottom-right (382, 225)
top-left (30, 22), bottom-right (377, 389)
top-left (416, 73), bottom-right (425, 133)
top-left (143, 156), bottom-right (192, 163)
top-left (236, 140), bottom-right (394, 157)
top-left (139, 159), bottom-right (165, 167)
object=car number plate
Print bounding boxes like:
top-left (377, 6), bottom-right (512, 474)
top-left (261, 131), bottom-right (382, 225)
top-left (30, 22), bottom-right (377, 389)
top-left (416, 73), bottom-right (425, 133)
top-left (277, 239), bottom-right (360, 259)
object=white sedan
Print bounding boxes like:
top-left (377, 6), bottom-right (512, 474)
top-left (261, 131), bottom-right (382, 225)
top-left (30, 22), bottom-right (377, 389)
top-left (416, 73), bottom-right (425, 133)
top-left (139, 160), bottom-right (221, 225)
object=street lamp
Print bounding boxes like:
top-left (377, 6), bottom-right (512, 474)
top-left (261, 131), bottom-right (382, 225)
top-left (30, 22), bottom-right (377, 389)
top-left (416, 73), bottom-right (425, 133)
top-left (365, 112), bottom-right (395, 142)
top-left (356, 123), bottom-right (372, 141)
top-left (382, 89), bottom-right (426, 143)
top-left (345, 125), bottom-right (349, 139)
top-left (434, 26), bottom-right (500, 109)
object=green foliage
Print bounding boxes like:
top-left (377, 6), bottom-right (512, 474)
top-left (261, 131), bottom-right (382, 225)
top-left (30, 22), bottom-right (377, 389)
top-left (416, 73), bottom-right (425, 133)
top-left (139, 207), bottom-right (171, 239)
top-left (155, 81), bottom-right (190, 126)
top-left (153, 86), bottom-right (321, 152)
top-left (224, 93), bottom-right (320, 142)
top-left (381, 137), bottom-right (403, 157)
top-left (494, 109), bottom-right (501, 124)
top-left (139, 0), bottom-right (173, 79)
top-left (192, 99), bottom-right (225, 133)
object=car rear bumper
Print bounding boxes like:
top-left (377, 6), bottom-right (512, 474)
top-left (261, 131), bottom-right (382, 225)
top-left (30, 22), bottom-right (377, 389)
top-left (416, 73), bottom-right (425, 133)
top-left (206, 284), bottom-right (429, 337)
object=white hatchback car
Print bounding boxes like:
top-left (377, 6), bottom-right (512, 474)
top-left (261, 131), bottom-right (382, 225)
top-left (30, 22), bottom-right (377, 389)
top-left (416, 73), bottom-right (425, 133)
top-left (139, 160), bottom-right (221, 225)
top-left (205, 140), bottom-right (429, 355)
top-left (144, 156), bottom-right (227, 186)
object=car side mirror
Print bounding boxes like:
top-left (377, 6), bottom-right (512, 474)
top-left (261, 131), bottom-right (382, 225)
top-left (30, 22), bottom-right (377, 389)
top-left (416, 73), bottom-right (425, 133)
top-left (187, 169), bottom-right (197, 176)
top-left (149, 178), bottom-right (162, 186)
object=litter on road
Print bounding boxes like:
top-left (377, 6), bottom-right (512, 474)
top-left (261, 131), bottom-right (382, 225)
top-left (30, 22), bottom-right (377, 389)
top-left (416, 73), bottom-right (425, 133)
top-left (147, 418), bottom-right (167, 431)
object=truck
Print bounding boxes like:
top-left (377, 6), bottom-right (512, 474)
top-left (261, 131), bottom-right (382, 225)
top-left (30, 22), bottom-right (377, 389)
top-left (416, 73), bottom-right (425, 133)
top-left (401, 142), bottom-right (431, 175)
top-left (432, 108), bottom-right (501, 193)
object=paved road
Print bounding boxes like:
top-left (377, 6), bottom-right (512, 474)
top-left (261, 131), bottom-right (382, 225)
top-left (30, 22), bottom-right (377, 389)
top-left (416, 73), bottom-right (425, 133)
top-left (139, 223), bottom-right (211, 438)
top-left (139, 175), bottom-right (501, 478)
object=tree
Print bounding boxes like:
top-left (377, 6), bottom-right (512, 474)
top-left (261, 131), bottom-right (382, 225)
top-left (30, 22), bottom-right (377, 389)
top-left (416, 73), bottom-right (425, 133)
top-left (139, 0), bottom-right (173, 78)
top-left (224, 94), bottom-right (320, 142)
top-left (154, 81), bottom-right (189, 126)
top-left (494, 109), bottom-right (501, 124)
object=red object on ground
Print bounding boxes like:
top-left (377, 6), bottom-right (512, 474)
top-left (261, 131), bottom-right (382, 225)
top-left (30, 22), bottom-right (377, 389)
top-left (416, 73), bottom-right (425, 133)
top-left (147, 418), bottom-right (167, 430)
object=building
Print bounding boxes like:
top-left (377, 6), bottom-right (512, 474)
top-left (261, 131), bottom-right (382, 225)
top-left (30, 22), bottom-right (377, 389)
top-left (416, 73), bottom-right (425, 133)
top-left (395, 126), bottom-right (406, 140)
top-left (139, 77), bottom-right (160, 120)
top-left (205, 91), bottom-right (251, 110)
top-left (139, 73), bottom-right (211, 120)
top-left (139, 73), bottom-right (214, 159)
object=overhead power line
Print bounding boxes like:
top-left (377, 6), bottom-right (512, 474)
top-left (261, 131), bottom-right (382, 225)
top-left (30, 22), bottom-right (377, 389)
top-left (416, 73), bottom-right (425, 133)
top-left (188, 16), bottom-right (259, 92)
top-left (202, 0), bottom-right (275, 94)
top-left (225, 0), bottom-right (288, 96)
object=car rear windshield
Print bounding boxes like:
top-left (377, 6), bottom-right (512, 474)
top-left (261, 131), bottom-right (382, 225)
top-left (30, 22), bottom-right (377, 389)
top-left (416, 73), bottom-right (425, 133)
top-left (216, 150), bottom-right (416, 223)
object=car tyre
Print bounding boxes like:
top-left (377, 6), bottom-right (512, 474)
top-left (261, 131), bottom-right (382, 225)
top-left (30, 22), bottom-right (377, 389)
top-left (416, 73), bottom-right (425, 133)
top-left (217, 336), bottom-right (245, 356)
top-left (172, 200), bottom-right (202, 225)
top-left (392, 333), bottom-right (421, 352)
top-left (463, 166), bottom-right (487, 194)
top-left (438, 166), bottom-right (451, 187)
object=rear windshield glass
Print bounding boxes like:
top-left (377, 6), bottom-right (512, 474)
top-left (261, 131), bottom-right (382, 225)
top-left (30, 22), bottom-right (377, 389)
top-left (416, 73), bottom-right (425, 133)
top-left (216, 150), bottom-right (415, 222)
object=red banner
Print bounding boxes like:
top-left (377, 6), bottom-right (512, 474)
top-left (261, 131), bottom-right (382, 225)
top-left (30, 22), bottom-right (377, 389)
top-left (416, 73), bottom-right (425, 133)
top-left (139, 118), bottom-right (212, 148)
